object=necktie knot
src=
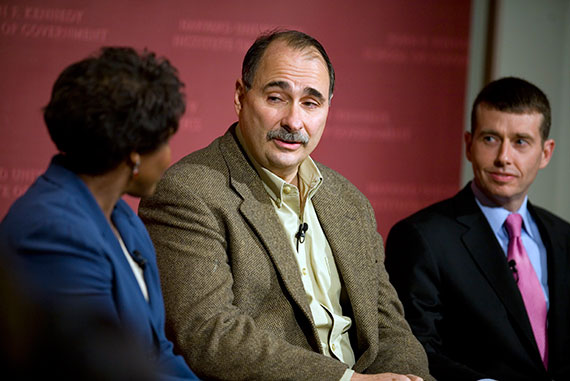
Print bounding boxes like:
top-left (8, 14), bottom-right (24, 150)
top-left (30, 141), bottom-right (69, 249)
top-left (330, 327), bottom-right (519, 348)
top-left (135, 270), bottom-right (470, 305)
top-left (505, 213), bottom-right (523, 239)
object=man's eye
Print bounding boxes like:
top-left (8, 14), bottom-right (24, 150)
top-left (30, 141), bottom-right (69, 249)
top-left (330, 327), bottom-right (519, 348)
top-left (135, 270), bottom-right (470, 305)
top-left (301, 98), bottom-right (321, 109)
top-left (267, 96), bottom-right (283, 103)
top-left (482, 136), bottom-right (496, 143)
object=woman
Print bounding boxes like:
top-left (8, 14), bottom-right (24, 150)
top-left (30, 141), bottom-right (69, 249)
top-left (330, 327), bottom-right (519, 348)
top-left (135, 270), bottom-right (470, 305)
top-left (0, 47), bottom-right (199, 380)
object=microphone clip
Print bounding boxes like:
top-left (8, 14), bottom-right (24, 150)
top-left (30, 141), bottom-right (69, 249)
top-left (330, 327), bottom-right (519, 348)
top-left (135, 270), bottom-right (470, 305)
top-left (295, 222), bottom-right (308, 251)
top-left (132, 250), bottom-right (147, 270)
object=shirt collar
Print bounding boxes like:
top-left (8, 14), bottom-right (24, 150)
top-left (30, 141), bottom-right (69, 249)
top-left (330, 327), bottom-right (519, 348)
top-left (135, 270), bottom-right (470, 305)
top-left (236, 123), bottom-right (323, 206)
top-left (471, 181), bottom-right (534, 238)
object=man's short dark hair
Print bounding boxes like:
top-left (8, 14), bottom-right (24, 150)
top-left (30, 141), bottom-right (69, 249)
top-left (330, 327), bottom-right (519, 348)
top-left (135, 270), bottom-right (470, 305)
top-left (44, 46), bottom-right (185, 175)
top-left (241, 29), bottom-right (335, 99)
top-left (471, 77), bottom-right (551, 141)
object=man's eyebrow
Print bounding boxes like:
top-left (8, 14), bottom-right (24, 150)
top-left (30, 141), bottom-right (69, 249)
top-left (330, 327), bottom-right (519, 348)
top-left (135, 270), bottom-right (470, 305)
top-left (478, 128), bottom-right (535, 141)
top-left (263, 81), bottom-right (326, 103)
top-left (263, 81), bottom-right (290, 92)
top-left (304, 87), bottom-right (325, 103)
top-left (514, 132), bottom-right (535, 141)
top-left (477, 128), bottom-right (498, 136)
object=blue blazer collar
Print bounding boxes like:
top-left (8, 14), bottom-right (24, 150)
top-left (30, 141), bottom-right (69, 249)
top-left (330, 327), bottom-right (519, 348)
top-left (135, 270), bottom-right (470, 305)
top-left (45, 156), bottom-right (160, 309)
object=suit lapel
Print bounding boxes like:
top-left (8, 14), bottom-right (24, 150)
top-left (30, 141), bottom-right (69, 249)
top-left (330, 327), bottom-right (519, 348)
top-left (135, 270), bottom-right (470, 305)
top-left (112, 203), bottom-right (164, 335)
top-left (455, 185), bottom-right (538, 352)
top-left (531, 204), bottom-right (569, 367)
top-left (531, 204), bottom-right (569, 306)
top-left (219, 127), bottom-right (313, 321)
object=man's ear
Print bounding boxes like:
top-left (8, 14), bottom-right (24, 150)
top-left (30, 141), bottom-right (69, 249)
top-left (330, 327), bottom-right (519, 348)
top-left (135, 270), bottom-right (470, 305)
top-left (234, 79), bottom-right (246, 116)
top-left (464, 131), bottom-right (473, 162)
top-left (539, 138), bottom-right (555, 169)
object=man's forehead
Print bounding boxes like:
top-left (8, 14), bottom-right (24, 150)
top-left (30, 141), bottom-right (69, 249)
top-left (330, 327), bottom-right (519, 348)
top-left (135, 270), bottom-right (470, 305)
top-left (477, 103), bottom-right (543, 119)
top-left (253, 43), bottom-right (329, 92)
top-left (264, 39), bottom-right (322, 58)
top-left (475, 105), bottom-right (544, 134)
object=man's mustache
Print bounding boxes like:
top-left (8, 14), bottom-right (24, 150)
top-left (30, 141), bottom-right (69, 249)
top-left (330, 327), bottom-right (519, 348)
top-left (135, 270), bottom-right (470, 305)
top-left (266, 128), bottom-right (309, 145)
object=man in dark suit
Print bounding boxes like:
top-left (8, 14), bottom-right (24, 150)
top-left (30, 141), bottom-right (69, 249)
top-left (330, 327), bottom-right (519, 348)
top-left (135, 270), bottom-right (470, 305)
top-left (140, 30), bottom-right (432, 381)
top-left (385, 77), bottom-right (570, 381)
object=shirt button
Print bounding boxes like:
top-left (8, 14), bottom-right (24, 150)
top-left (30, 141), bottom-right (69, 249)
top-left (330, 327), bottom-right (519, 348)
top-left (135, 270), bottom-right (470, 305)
top-left (283, 185), bottom-right (291, 194)
top-left (331, 344), bottom-right (336, 350)
top-left (302, 268), bottom-right (307, 276)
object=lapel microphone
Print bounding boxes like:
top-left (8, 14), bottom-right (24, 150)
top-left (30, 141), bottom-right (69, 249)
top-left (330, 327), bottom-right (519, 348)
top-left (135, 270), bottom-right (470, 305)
top-left (132, 250), bottom-right (147, 270)
top-left (295, 223), bottom-right (309, 251)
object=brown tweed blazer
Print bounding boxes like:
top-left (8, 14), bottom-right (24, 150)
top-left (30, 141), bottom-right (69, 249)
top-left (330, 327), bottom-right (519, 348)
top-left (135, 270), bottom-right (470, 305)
top-left (139, 125), bottom-right (432, 381)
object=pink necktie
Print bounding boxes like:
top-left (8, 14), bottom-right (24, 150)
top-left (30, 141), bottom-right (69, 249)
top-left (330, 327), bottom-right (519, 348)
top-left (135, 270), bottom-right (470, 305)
top-left (505, 213), bottom-right (548, 368)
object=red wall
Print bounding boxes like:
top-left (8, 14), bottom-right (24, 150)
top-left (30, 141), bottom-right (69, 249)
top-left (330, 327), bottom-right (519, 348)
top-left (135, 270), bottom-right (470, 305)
top-left (0, 0), bottom-right (471, 238)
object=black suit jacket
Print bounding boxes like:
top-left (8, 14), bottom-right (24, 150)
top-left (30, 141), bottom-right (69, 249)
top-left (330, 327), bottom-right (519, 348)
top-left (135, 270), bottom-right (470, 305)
top-left (385, 183), bottom-right (570, 381)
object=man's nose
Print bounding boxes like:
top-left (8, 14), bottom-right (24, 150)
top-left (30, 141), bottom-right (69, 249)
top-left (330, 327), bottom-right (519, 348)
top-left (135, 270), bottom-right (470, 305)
top-left (281, 103), bottom-right (303, 131)
top-left (494, 141), bottom-right (512, 166)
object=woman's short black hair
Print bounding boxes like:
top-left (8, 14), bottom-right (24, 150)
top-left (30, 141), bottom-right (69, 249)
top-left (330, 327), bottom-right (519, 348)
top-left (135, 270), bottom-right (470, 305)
top-left (44, 46), bottom-right (185, 175)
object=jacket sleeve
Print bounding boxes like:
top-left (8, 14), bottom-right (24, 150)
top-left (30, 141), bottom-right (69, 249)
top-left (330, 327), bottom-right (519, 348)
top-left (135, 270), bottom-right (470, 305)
top-left (138, 173), bottom-right (349, 381)
top-left (385, 219), bottom-right (486, 381)
top-left (5, 218), bottom-right (120, 322)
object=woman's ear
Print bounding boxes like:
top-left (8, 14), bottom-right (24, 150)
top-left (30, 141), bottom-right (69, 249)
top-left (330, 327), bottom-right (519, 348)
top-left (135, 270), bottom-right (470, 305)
top-left (129, 152), bottom-right (141, 176)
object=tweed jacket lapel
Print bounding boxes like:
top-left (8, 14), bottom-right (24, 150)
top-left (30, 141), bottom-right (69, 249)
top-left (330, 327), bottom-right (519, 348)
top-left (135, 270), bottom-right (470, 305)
top-left (218, 127), bottom-right (314, 323)
top-left (454, 185), bottom-right (538, 352)
top-left (312, 173), bottom-right (379, 357)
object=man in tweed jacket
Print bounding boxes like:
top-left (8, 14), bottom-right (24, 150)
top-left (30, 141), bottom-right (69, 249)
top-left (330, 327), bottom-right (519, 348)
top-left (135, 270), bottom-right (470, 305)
top-left (139, 30), bottom-right (432, 381)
